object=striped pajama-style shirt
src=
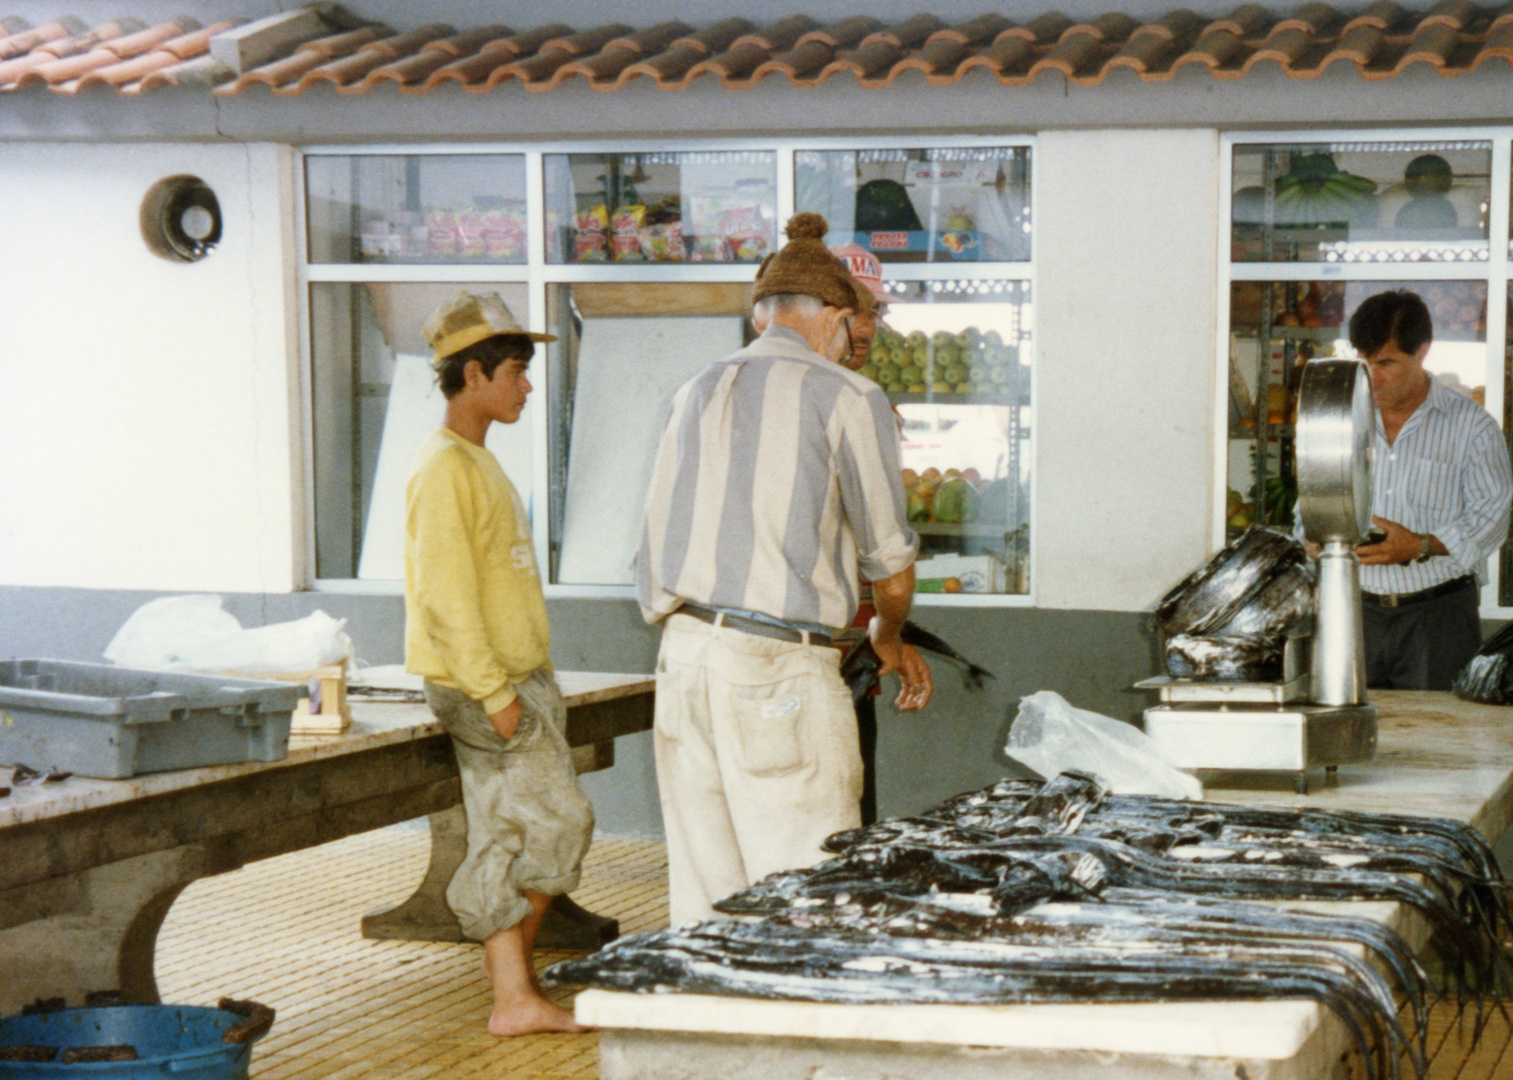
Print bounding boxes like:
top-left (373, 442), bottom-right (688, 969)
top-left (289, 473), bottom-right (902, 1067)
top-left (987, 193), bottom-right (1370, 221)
top-left (635, 325), bottom-right (918, 632)
top-left (1361, 375), bottom-right (1512, 594)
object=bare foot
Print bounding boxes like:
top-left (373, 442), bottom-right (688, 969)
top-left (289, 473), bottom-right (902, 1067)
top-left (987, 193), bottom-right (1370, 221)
top-left (487, 994), bottom-right (594, 1037)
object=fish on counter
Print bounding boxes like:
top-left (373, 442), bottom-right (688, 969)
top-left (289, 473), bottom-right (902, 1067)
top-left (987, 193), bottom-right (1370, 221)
top-left (1155, 526), bottom-right (1315, 683)
top-left (544, 770), bottom-right (1511, 1080)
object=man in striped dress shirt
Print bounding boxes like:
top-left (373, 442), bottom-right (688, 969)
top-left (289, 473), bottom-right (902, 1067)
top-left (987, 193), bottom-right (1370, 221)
top-left (1347, 289), bottom-right (1512, 689)
top-left (636, 213), bottom-right (933, 924)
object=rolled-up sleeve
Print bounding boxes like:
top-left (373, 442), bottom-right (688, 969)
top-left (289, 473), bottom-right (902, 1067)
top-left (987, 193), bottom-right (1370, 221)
top-left (835, 384), bottom-right (918, 581)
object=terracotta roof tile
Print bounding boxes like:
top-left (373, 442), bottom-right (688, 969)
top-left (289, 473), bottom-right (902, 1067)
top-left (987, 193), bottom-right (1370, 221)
top-left (221, 25), bottom-right (387, 95)
top-left (355, 24), bottom-right (511, 93)
top-left (892, 15), bottom-right (1013, 83)
top-left (129, 52), bottom-right (231, 93)
top-left (749, 16), bottom-right (883, 85)
top-left (550, 21), bottom-right (692, 89)
top-left (687, 16), bottom-right (820, 83)
top-left (66, 18), bottom-right (227, 91)
top-left (8, 3), bottom-right (1513, 96)
top-left (494, 23), bottom-right (634, 89)
top-left (821, 15), bottom-right (946, 84)
top-left (292, 24), bottom-right (452, 92)
top-left (0, 18), bottom-right (79, 61)
top-left (0, 17), bottom-right (134, 87)
top-left (618, 18), bottom-right (754, 86)
top-left (1107, 11), bottom-right (1204, 76)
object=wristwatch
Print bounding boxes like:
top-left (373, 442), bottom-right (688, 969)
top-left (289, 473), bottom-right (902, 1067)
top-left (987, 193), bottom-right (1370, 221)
top-left (1414, 533), bottom-right (1433, 563)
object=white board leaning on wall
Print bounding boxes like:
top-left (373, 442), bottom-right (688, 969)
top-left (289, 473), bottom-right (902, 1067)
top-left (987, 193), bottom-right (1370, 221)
top-left (556, 316), bottom-right (744, 586)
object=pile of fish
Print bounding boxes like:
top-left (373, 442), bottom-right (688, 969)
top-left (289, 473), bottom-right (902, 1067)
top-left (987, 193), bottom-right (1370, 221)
top-left (1156, 526), bottom-right (1315, 681)
top-left (544, 770), bottom-right (1511, 1080)
top-left (1453, 620), bottom-right (1513, 705)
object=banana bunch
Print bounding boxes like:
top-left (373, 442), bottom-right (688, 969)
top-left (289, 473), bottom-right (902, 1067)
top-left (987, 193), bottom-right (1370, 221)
top-left (1273, 166), bottom-right (1378, 228)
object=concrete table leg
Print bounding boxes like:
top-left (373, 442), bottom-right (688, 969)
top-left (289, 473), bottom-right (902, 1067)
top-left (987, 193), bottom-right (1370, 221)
top-left (362, 804), bottom-right (620, 951)
top-left (0, 846), bottom-right (225, 1015)
top-left (360, 807), bottom-right (469, 943)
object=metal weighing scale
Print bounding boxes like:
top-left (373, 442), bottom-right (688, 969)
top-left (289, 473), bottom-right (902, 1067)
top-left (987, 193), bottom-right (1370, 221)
top-left (1140, 359), bottom-right (1379, 794)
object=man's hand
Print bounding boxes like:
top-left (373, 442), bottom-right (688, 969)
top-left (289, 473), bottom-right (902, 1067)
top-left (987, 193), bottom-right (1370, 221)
top-left (488, 698), bottom-right (522, 740)
top-left (868, 616), bottom-right (933, 711)
top-left (1356, 515), bottom-right (1431, 565)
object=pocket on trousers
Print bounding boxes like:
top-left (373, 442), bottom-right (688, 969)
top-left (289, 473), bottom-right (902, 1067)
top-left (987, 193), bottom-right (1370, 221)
top-left (499, 710), bottom-right (538, 752)
top-left (731, 684), bottom-right (808, 777)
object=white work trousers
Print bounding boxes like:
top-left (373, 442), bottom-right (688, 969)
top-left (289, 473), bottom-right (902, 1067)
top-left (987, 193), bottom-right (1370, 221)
top-left (653, 612), bottom-right (863, 925)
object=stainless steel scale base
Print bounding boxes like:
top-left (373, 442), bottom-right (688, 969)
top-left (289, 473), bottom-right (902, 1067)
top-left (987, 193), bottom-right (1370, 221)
top-left (1141, 691), bottom-right (1377, 795)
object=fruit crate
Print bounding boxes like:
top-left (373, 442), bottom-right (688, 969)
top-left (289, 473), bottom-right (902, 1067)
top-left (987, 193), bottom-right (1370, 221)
top-left (0, 659), bottom-right (302, 779)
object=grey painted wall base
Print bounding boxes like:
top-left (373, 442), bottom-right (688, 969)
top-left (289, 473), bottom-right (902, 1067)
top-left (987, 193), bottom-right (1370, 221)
top-left (6, 585), bottom-right (1495, 838)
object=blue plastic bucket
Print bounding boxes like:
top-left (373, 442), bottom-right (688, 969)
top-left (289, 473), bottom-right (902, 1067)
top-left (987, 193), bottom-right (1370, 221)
top-left (0, 1005), bottom-right (269, 1079)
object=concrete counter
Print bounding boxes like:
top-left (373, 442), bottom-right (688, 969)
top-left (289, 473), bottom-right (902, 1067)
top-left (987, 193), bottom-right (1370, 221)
top-left (579, 689), bottom-right (1513, 1080)
top-left (0, 670), bottom-right (652, 1015)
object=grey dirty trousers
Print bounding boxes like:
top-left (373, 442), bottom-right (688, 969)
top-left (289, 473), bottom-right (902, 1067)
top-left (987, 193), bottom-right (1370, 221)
top-left (423, 670), bottom-right (595, 939)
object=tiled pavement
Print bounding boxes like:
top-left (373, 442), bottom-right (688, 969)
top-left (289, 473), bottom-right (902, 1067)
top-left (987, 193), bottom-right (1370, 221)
top-left (156, 825), bottom-right (668, 1080)
top-left (156, 822), bottom-right (1513, 1079)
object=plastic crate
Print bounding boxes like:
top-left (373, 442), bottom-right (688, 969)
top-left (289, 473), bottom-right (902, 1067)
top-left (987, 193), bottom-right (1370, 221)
top-left (0, 660), bottom-right (302, 779)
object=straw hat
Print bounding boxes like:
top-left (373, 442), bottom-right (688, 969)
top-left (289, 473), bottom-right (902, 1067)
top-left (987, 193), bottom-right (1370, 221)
top-left (422, 290), bottom-right (556, 362)
top-left (752, 214), bottom-right (864, 312)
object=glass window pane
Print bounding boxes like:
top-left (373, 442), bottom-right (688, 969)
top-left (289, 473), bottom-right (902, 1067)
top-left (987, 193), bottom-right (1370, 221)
top-left (1503, 283), bottom-right (1513, 605)
top-left (795, 146), bottom-right (1031, 264)
top-left (860, 280), bottom-right (1033, 595)
top-left (305, 155), bottom-right (528, 265)
top-left (1226, 278), bottom-right (1489, 541)
top-left (310, 282), bottom-right (533, 580)
top-left (542, 151), bottom-right (777, 264)
top-left (1231, 141), bottom-right (1491, 264)
top-left (544, 282), bottom-right (755, 585)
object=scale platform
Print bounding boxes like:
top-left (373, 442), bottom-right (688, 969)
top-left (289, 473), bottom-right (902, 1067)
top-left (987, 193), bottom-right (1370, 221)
top-left (1140, 682), bottom-right (1377, 795)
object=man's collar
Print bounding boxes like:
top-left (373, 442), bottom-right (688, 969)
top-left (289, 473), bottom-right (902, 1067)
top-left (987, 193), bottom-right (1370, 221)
top-left (762, 324), bottom-right (809, 348)
top-left (1419, 372), bottom-right (1451, 413)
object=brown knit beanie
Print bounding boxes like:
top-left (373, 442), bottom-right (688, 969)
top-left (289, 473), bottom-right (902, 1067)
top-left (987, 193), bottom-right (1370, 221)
top-left (752, 213), bottom-right (863, 312)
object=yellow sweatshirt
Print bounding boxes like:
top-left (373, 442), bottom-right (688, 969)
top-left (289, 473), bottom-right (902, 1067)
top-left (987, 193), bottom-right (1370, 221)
top-left (404, 428), bottom-right (551, 715)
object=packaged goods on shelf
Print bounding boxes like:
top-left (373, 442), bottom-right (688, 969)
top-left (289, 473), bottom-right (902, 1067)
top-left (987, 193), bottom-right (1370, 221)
top-left (914, 553), bottom-right (1005, 594)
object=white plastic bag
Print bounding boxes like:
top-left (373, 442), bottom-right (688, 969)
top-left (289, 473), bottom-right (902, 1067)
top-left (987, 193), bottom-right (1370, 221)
top-left (104, 595), bottom-right (354, 674)
top-left (1005, 690), bottom-right (1203, 799)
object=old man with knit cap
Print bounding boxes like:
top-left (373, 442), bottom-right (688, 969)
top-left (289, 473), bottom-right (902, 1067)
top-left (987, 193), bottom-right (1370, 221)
top-left (636, 213), bottom-right (933, 925)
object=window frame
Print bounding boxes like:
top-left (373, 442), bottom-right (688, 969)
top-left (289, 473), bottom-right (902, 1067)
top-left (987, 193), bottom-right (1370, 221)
top-left (298, 134), bottom-right (1036, 607)
top-left (1218, 126), bottom-right (1513, 615)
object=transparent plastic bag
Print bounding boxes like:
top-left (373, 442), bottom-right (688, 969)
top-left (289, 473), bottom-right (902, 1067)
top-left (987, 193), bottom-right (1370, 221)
top-left (1005, 690), bottom-right (1203, 799)
top-left (104, 594), bottom-right (354, 674)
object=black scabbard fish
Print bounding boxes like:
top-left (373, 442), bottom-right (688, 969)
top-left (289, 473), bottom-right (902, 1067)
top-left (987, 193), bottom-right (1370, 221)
top-left (840, 620), bottom-right (995, 703)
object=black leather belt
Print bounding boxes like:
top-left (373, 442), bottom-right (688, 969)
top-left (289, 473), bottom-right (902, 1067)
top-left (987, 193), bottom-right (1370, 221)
top-left (675, 603), bottom-right (832, 647)
top-left (1362, 574), bottom-right (1475, 608)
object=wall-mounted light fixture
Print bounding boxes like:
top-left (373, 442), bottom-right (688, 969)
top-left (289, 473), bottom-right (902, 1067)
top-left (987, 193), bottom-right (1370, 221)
top-left (141, 175), bottom-right (222, 262)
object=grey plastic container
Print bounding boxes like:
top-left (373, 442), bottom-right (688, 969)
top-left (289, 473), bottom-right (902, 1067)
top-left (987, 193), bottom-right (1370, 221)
top-left (0, 660), bottom-right (303, 779)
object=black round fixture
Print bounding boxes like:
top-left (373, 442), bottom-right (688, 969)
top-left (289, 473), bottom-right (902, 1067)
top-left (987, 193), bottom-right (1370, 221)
top-left (141, 175), bottom-right (222, 262)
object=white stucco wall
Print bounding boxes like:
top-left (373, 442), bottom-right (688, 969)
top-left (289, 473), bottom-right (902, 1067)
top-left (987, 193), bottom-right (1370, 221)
top-left (0, 130), bottom-right (1226, 607)
top-left (0, 142), bottom-right (301, 593)
top-left (1034, 128), bottom-right (1221, 611)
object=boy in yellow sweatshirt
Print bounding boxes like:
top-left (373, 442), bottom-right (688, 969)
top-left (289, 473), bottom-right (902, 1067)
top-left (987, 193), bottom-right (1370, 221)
top-left (405, 291), bottom-right (593, 1036)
